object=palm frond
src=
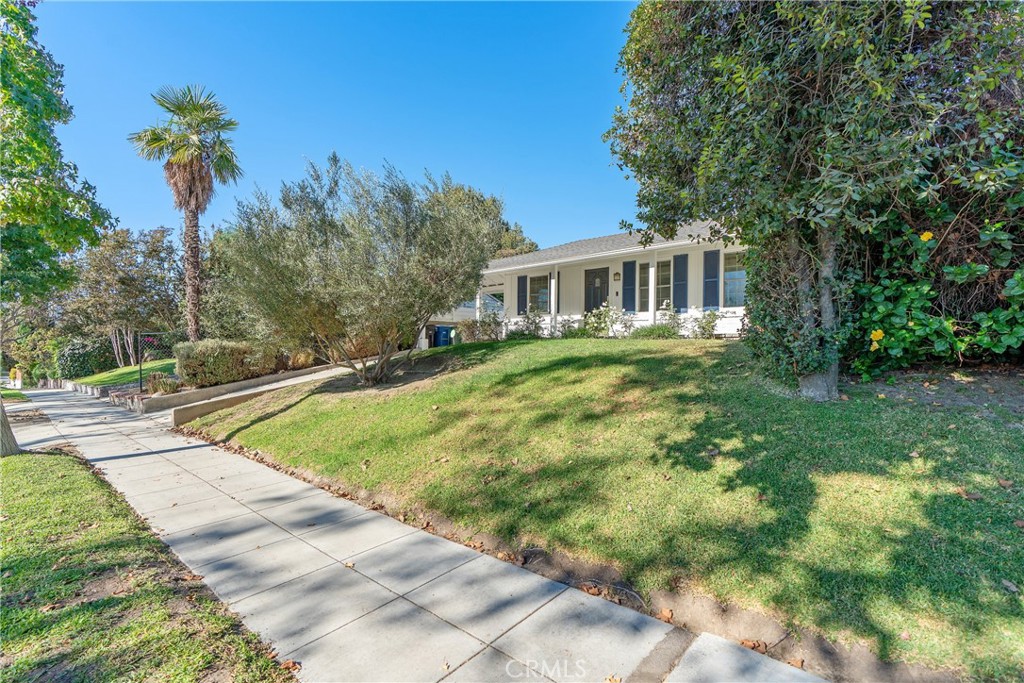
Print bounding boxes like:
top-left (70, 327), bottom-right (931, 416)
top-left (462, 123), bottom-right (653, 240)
top-left (132, 84), bottom-right (243, 214)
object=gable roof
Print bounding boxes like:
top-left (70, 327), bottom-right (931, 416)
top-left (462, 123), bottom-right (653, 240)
top-left (484, 221), bottom-right (717, 274)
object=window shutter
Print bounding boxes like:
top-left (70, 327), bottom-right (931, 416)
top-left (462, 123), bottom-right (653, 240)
top-left (703, 250), bottom-right (720, 310)
top-left (517, 275), bottom-right (528, 315)
top-left (622, 261), bottom-right (636, 312)
top-left (672, 254), bottom-right (688, 313)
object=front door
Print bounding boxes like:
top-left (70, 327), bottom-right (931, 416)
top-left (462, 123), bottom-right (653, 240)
top-left (584, 268), bottom-right (609, 313)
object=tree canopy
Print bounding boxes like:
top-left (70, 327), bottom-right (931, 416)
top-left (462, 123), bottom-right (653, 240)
top-left (0, 0), bottom-right (111, 304)
top-left (220, 154), bottom-right (502, 384)
top-left (607, 1), bottom-right (1023, 398)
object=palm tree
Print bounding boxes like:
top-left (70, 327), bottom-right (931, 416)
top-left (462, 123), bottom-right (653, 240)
top-left (129, 85), bottom-right (242, 342)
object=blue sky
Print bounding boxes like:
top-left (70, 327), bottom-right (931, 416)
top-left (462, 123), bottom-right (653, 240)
top-left (36, 1), bottom-right (639, 249)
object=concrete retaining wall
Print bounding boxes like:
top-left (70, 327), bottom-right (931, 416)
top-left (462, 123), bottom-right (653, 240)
top-left (171, 388), bottom-right (273, 426)
top-left (140, 363), bottom-right (336, 414)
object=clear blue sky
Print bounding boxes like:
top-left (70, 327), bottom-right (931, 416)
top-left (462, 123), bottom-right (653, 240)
top-left (36, 1), bottom-right (639, 249)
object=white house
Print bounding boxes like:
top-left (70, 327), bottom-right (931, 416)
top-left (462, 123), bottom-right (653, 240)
top-left (423, 223), bottom-right (746, 346)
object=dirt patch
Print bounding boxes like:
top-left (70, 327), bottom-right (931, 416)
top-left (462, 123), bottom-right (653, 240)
top-left (861, 366), bottom-right (1024, 421)
top-left (311, 353), bottom-right (464, 399)
top-left (65, 569), bottom-right (136, 608)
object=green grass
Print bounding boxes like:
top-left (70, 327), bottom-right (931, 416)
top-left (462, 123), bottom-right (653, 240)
top-left (193, 339), bottom-right (1024, 681)
top-left (75, 358), bottom-right (177, 387)
top-left (0, 450), bottom-right (293, 683)
top-left (1, 388), bottom-right (28, 401)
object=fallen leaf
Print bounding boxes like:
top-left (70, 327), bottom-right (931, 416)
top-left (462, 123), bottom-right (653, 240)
top-left (899, 631), bottom-right (911, 641)
top-left (877, 393), bottom-right (886, 399)
top-left (909, 451), bottom-right (920, 458)
top-left (1002, 579), bottom-right (1019, 594)
top-left (182, 573), bottom-right (202, 581)
top-left (756, 493), bottom-right (768, 502)
top-left (604, 676), bottom-right (621, 683)
top-left (431, 405), bottom-right (439, 411)
top-left (40, 603), bottom-right (62, 612)
top-left (281, 659), bottom-right (301, 672)
top-left (955, 487), bottom-right (982, 501)
top-left (627, 503), bottom-right (634, 512)
top-left (740, 639), bottom-right (768, 654)
top-left (787, 658), bottom-right (805, 669)
top-left (839, 394), bottom-right (849, 401)
top-left (360, 459), bottom-right (370, 471)
top-left (581, 583), bottom-right (601, 596)
top-left (656, 607), bottom-right (673, 623)
top-left (1014, 520), bottom-right (1024, 529)
top-left (343, 562), bottom-right (354, 569)
top-left (442, 661), bottom-right (450, 672)
top-left (998, 479), bottom-right (1013, 489)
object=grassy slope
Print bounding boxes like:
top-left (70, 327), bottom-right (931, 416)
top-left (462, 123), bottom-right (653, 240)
top-left (0, 450), bottom-right (293, 683)
top-left (75, 358), bottom-right (177, 387)
top-left (193, 340), bottom-right (1024, 680)
top-left (1, 389), bottom-right (28, 401)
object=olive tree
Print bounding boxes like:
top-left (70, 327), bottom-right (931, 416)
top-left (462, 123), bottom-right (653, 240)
top-left (221, 154), bottom-right (501, 384)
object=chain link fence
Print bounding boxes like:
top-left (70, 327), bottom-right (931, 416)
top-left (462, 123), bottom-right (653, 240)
top-left (136, 332), bottom-right (182, 390)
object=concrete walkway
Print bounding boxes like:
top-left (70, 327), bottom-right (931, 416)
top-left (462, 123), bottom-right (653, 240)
top-left (10, 389), bottom-right (823, 683)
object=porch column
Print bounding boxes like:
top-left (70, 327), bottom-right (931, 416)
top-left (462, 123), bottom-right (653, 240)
top-left (550, 270), bottom-right (559, 333)
top-left (648, 260), bottom-right (657, 324)
top-left (475, 289), bottom-right (482, 321)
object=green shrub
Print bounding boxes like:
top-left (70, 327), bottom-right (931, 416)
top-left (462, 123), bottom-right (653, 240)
top-left (173, 339), bottom-right (276, 388)
top-left (510, 307), bottom-right (545, 339)
top-left (56, 339), bottom-right (117, 379)
top-left (457, 311), bottom-right (504, 343)
top-left (631, 324), bottom-right (680, 339)
top-left (559, 319), bottom-right (594, 339)
top-left (145, 371), bottom-right (181, 395)
top-left (691, 310), bottom-right (720, 339)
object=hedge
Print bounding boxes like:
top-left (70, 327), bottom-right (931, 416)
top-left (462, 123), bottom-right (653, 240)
top-left (173, 339), bottom-right (276, 388)
top-left (56, 339), bottom-right (118, 379)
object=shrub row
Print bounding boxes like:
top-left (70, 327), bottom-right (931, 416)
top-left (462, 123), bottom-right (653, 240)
top-left (55, 338), bottom-right (118, 379)
top-left (173, 339), bottom-right (276, 388)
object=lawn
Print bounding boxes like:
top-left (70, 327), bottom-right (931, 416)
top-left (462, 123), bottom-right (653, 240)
top-left (75, 357), bottom-right (177, 387)
top-left (0, 449), bottom-right (294, 683)
top-left (192, 339), bottom-right (1024, 681)
top-left (1, 388), bottom-right (28, 401)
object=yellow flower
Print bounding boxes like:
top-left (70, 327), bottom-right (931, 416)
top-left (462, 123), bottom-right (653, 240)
top-left (907, 321), bottom-right (915, 327)
top-left (920, 231), bottom-right (934, 242)
top-left (870, 329), bottom-right (885, 341)
top-left (870, 341), bottom-right (880, 352)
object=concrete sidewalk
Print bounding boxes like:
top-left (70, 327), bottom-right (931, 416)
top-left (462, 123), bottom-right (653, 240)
top-left (10, 389), bottom-right (823, 683)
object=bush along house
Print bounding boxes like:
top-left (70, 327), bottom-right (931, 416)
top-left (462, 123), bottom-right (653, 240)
top-left (420, 223), bottom-right (746, 347)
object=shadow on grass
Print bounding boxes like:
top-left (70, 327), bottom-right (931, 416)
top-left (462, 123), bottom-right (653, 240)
top-left (414, 341), bottom-right (1023, 678)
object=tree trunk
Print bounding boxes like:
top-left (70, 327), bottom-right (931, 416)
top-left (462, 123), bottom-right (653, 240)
top-left (1, 401), bottom-right (20, 456)
top-left (183, 207), bottom-right (202, 342)
top-left (799, 229), bottom-right (840, 402)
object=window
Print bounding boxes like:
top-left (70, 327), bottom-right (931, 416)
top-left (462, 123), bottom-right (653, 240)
top-left (529, 275), bottom-right (549, 313)
top-left (638, 263), bottom-right (650, 312)
top-left (724, 252), bottom-right (746, 307)
top-left (656, 260), bottom-right (671, 309)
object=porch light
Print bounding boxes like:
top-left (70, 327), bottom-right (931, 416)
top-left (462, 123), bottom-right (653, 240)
top-left (613, 272), bottom-right (621, 282)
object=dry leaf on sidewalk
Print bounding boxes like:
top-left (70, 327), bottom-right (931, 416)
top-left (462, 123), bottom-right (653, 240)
top-left (656, 607), bottom-right (673, 623)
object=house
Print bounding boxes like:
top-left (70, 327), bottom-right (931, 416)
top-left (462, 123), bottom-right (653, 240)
top-left (422, 223), bottom-right (746, 346)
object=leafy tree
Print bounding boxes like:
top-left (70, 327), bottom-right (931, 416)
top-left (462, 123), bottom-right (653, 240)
top-left (221, 154), bottom-right (501, 384)
top-left (495, 221), bottom-right (538, 259)
top-left (60, 228), bottom-right (181, 367)
top-left (1, 0), bottom-right (112, 454)
top-left (129, 85), bottom-right (242, 342)
top-left (607, 1), bottom-right (1022, 400)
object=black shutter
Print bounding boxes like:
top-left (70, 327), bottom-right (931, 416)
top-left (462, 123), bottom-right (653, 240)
top-left (622, 261), bottom-right (636, 312)
top-left (517, 275), bottom-right (528, 315)
top-left (703, 250), bottom-right (720, 310)
top-left (673, 254), bottom-right (688, 313)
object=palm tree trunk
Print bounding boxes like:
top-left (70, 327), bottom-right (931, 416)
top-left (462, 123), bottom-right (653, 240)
top-left (1, 401), bottom-right (20, 456)
top-left (183, 207), bottom-right (202, 342)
